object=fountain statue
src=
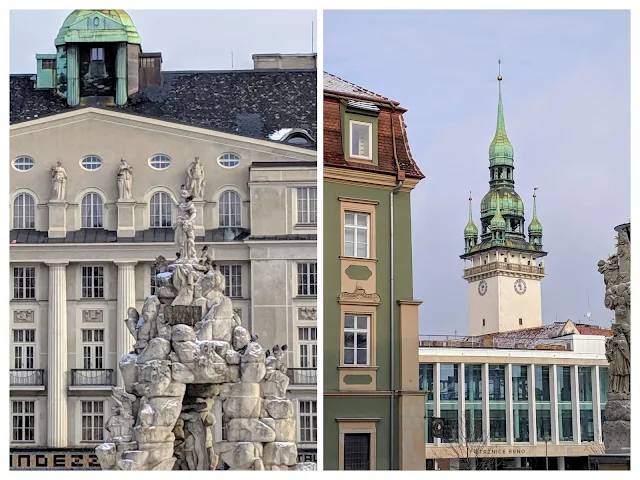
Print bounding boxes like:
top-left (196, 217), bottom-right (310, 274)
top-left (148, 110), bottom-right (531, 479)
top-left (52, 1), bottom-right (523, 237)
top-left (95, 202), bottom-right (315, 471)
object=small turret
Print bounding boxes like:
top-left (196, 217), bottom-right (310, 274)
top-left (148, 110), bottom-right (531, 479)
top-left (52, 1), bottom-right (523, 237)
top-left (490, 197), bottom-right (506, 244)
top-left (528, 188), bottom-right (543, 249)
top-left (464, 193), bottom-right (479, 253)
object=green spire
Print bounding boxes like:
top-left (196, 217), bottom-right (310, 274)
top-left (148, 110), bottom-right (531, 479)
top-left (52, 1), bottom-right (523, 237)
top-left (528, 188), bottom-right (543, 235)
top-left (488, 60), bottom-right (514, 165)
top-left (464, 193), bottom-right (479, 238)
top-left (490, 195), bottom-right (506, 230)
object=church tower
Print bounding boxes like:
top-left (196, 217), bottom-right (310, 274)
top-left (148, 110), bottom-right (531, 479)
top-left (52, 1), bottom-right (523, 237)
top-left (461, 66), bottom-right (547, 336)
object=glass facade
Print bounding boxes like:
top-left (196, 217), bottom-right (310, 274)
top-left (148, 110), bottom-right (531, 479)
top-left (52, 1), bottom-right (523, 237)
top-left (557, 366), bottom-right (573, 441)
top-left (488, 365), bottom-right (506, 442)
top-left (512, 365), bottom-right (529, 442)
top-left (535, 365), bottom-right (551, 441)
top-left (465, 364), bottom-right (483, 442)
top-left (600, 366), bottom-right (609, 439)
top-left (578, 366), bottom-right (595, 442)
top-left (419, 364), bottom-right (434, 443)
top-left (440, 364), bottom-right (459, 443)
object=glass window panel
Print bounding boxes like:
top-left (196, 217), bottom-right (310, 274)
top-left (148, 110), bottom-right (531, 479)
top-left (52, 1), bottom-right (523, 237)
top-left (535, 365), bottom-right (551, 401)
top-left (512, 365), bottom-right (529, 402)
top-left (419, 364), bottom-right (434, 401)
top-left (440, 364), bottom-right (458, 401)
top-left (489, 409), bottom-right (507, 442)
top-left (465, 364), bottom-right (483, 401)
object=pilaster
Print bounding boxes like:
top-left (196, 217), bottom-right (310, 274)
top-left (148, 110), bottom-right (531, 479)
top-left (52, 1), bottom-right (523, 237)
top-left (46, 261), bottom-right (69, 447)
top-left (528, 363), bottom-right (537, 445)
top-left (482, 363), bottom-right (490, 441)
top-left (47, 201), bottom-right (68, 238)
top-left (506, 363), bottom-right (514, 444)
top-left (571, 365), bottom-right (580, 443)
top-left (593, 366), bottom-right (602, 444)
top-left (115, 261), bottom-right (137, 385)
top-left (66, 44), bottom-right (79, 106)
top-left (116, 201), bottom-right (136, 238)
top-left (549, 365), bottom-right (559, 444)
top-left (434, 363), bottom-right (440, 447)
top-left (115, 42), bottom-right (128, 105)
top-left (458, 362), bottom-right (465, 443)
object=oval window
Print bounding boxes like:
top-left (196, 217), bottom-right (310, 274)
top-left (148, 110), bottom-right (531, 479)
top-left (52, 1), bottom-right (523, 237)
top-left (149, 154), bottom-right (172, 170)
top-left (217, 153), bottom-right (240, 168)
top-left (80, 155), bottom-right (103, 171)
top-left (12, 156), bottom-right (35, 172)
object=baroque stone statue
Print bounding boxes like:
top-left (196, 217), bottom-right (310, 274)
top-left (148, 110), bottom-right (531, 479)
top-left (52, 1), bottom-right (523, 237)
top-left (50, 160), bottom-right (67, 201)
top-left (117, 158), bottom-right (134, 200)
top-left (186, 157), bottom-right (206, 199)
top-left (174, 187), bottom-right (198, 263)
top-left (605, 322), bottom-right (630, 395)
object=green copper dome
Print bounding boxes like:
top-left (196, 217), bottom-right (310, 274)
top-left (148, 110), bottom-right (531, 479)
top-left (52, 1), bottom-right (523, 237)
top-left (490, 200), bottom-right (506, 230)
top-left (55, 10), bottom-right (141, 46)
top-left (488, 80), bottom-right (514, 166)
top-left (480, 188), bottom-right (524, 218)
top-left (528, 192), bottom-right (543, 234)
top-left (464, 196), bottom-right (479, 238)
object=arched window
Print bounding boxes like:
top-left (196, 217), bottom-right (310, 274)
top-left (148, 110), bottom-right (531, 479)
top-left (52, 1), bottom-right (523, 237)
top-left (13, 193), bottom-right (35, 229)
top-left (219, 191), bottom-right (242, 227)
top-left (81, 193), bottom-right (104, 228)
top-left (150, 192), bottom-right (172, 227)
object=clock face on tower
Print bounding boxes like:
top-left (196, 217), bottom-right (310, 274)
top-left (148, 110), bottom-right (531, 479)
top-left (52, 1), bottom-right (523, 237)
top-left (514, 278), bottom-right (527, 295)
top-left (478, 280), bottom-right (488, 296)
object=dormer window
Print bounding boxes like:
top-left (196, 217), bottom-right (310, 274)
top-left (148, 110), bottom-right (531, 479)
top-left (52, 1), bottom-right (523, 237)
top-left (91, 48), bottom-right (104, 62)
top-left (350, 120), bottom-right (372, 160)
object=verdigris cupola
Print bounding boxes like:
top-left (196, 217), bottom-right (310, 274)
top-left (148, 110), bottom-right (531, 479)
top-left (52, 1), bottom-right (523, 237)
top-left (489, 196), bottom-right (506, 244)
top-left (36, 10), bottom-right (146, 106)
top-left (528, 188), bottom-right (544, 249)
top-left (464, 193), bottom-right (479, 253)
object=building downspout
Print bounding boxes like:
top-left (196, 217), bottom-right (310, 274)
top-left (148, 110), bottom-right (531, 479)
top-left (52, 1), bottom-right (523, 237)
top-left (389, 105), bottom-right (405, 470)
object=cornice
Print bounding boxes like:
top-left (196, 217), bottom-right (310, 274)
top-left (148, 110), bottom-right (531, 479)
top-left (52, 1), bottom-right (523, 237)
top-left (324, 166), bottom-right (419, 192)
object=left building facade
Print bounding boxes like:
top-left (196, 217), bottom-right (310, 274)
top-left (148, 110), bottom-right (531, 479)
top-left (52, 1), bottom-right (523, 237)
top-left (9, 10), bottom-right (318, 469)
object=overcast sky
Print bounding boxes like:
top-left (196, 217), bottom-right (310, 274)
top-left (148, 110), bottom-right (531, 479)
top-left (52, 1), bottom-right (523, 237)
top-left (10, 9), bottom-right (317, 73)
top-left (325, 10), bottom-right (630, 335)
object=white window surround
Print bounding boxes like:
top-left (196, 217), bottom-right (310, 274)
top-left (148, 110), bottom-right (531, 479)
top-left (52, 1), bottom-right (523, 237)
top-left (217, 152), bottom-right (241, 169)
top-left (81, 265), bottom-right (105, 299)
top-left (12, 193), bottom-right (36, 230)
top-left (79, 155), bottom-right (103, 171)
top-left (219, 190), bottom-right (242, 227)
top-left (343, 314), bottom-right (370, 366)
top-left (12, 329), bottom-right (36, 370)
top-left (148, 153), bottom-right (172, 170)
top-left (82, 329), bottom-right (105, 370)
top-left (295, 187), bottom-right (318, 225)
top-left (296, 262), bottom-right (318, 297)
top-left (13, 266), bottom-right (36, 300)
top-left (298, 399), bottom-right (318, 443)
top-left (219, 264), bottom-right (242, 298)
top-left (11, 400), bottom-right (36, 443)
top-left (81, 192), bottom-right (104, 229)
top-left (150, 191), bottom-right (174, 228)
top-left (349, 120), bottom-right (373, 160)
top-left (344, 211), bottom-right (370, 258)
top-left (74, 302), bottom-right (110, 371)
top-left (80, 399), bottom-right (106, 443)
top-left (12, 156), bottom-right (35, 172)
top-left (297, 326), bottom-right (317, 368)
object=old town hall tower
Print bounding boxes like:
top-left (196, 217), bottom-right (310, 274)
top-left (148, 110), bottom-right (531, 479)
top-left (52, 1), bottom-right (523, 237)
top-left (461, 70), bottom-right (547, 336)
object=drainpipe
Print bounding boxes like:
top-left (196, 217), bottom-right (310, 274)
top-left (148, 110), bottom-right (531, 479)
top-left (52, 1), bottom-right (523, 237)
top-left (389, 105), bottom-right (405, 470)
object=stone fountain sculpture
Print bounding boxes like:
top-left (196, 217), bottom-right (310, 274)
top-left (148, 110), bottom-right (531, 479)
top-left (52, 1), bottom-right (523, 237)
top-left (95, 183), bottom-right (313, 471)
top-left (597, 222), bottom-right (630, 455)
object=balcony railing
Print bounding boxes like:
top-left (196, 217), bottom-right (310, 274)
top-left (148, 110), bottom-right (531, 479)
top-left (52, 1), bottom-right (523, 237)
top-left (71, 369), bottom-right (115, 387)
top-left (286, 368), bottom-right (317, 385)
top-left (10, 369), bottom-right (45, 387)
top-left (463, 261), bottom-right (545, 277)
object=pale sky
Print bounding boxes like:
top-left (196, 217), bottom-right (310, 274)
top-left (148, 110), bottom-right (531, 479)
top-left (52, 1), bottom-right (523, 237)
top-left (10, 9), bottom-right (317, 73)
top-left (324, 10), bottom-right (631, 335)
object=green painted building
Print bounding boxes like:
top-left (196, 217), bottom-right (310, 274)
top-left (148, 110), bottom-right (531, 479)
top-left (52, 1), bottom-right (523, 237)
top-left (323, 73), bottom-right (425, 470)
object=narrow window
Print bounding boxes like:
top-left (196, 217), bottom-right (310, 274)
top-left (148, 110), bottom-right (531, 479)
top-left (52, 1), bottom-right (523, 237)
top-left (81, 401), bottom-right (105, 442)
top-left (13, 193), bottom-right (35, 229)
top-left (13, 267), bottom-right (36, 299)
top-left (81, 193), bottom-right (104, 228)
top-left (344, 212), bottom-right (370, 258)
top-left (12, 329), bottom-right (36, 370)
top-left (343, 314), bottom-right (370, 366)
top-left (150, 192), bottom-right (172, 227)
top-left (297, 262), bottom-right (318, 296)
top-left (82, 266), bottom-right (104, 299)
top-left (219, 191), bottom-right (242, 227)
top-left (343, 433), bottom-right (371, 470)
top-left (90, 48), bottom-right (104, 62)
top-left (219, 265), bottom-right (242, 297)
top-left (298, 400), bottom-right (318, 443)
top-left (296, 187), bottom-right (317, 224)
top-left (350, 121), bottom-right (372, 160)
top-left (519, 318), bottom-right (523, 326)
top-left (298, 327), bottom-right (318, 369)
top-left (482, 319), bottom-right (486, 327)
top-left (12, 401), bottom-right (35, 442)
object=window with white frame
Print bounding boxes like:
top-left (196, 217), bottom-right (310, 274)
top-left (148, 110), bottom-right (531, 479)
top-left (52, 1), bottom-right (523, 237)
top-left (150, 265), bottom-right (158, 296)
top-left (81, 193), bottom-right (104, 228)
top-left (81, 401), bottom-right (105, 442)
top-left (149, 154), bottom-right (172, 170)
top-left (217, 153), bottom-right (241, 168)
top-left (344, 212), bottom-right (370, 258)
top-left (82, 266), bottom-right (104, 298)
top-left (12, 401), bottom-right (35, 442)
top-left (299, 400), bottom-right (317, 443)
top-left (13, 193), bottom-right (35, 229)
top-left (80, 155), bottom-right (103, 171)
top-left (13, 267), bottom-right (36, 299)
top-left (350, 120), bottom-right (372, 160)
top-left (296, 187), bottom-right (317, 225)
top-left (298, 327), bottom-right (317, 368)
top-left (150, 192), bottom-right (173, 227)
top-left (297, 262), bottom-right (317, 296)
top-left (12, 329), bottom-right (35, 369)
top-left (343, 314), bottom-right (370, 366)
top-left (12, 156), bottom-right (35, 172)
top-left (219, 265), bottom-right (242, 297)
top-left (82, 329), bottom-right (104, 369)
top-left (219, 190), bottom-right (242, 227)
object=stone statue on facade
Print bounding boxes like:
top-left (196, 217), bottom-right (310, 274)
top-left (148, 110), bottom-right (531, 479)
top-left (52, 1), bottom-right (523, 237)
top-left (174, 187), bottom-right (198, 263)
top-left (598, 222), bottom-right (631, 454)
top-left (50, 160), bottom-right (67, 201)
top-left (96, 195), bottom-right (313, 471)
top-left (186, 157), bottom-right (206, 199)
top-left (117, 158), bottom-right (134, 200)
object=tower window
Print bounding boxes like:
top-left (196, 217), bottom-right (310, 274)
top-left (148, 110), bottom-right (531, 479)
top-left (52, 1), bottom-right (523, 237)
top-left (42, 59), bottom-right (56, 69)
top-left (482, 319), bottom-right (486, 327)
top-left (91, 48), bottom-right (104, 61)
top-left (503, 257), bottom-right (507, 262)
top-left (141, 57), bottom-right (156, 68)
top-left (519, 318), bottom-right (523, 326)
top-left (527, 260), bottom-right (531, 266)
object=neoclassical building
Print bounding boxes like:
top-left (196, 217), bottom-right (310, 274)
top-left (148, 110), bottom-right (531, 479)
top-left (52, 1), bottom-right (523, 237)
top-left (9, 10), bottom-right (317, 468)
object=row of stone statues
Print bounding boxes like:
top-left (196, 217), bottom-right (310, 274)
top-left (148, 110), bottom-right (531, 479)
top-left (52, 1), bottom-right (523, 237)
top-left (49, 157), bottom-right (206, 202)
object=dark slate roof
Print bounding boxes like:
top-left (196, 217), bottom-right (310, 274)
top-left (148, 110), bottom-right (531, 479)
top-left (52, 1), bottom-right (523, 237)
top-left (10, 69), bottom-right (317, 147)
top-left (246, 234), bottom-right (317, 241)
top-left (10, 227), bottom-right (250, 244)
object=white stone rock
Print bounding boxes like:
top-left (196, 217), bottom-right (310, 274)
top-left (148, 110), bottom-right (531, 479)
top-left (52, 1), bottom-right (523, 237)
top-left (215, 441), bottom-right (257, 470)
top-left (232, 326), bottom-right (251, 350)
top-left (242, 342), bottom-right (265, 363)
top-left (274, 418), bottom-right (296, 442)
top-left (225, 349), bottom-right (241, 365)
top-left (295, 462), bottom-right (317, 470)
top-left (260, 417), bottom-right (275, 430)
top-left (230, 382), bottom-right (260, 398)
top-left (223, 395), bottom-right (261, 419)
top-left (228, 365), bottom-right (240, 383)
top-left (119, 354), bottom-right (138, 393)
top-left (171, 362), bottom-right (196, 383)
top-left (263, 441), bottom-right (298, 466)
top-left (227, 418), bottom-right (276, 442)
top-left (95, 443), bottom-right (117, 470)
top-left (254, 458), bottom-right (265, 471)
top-left (145, 396), bottom-right (183, 427)
top-left (172, 324), bottom-right (196, 342)
top-left (264, 398), bottom-right (294, 419)
top-left (133, 425), bottom-right (175, 444)
top-left (241, 362), bottom-right (266, 383)
top-left (211, 340), bottom-right (230, 358)
top-left (172, 341), bottom-right (199, 364)
top-left (260, 376), bottom-right (289, 399)
top-left (136, 338), bottom-right (171, 363)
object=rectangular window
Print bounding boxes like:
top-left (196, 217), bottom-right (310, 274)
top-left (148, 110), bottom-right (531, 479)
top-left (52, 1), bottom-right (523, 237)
top-left (298, 327), bottom-right (317, 368)
top-left (42, 59), bottom-right (56, 69)
top-left (350, 120), bottom-right (372, 160)
top-left (150, 265), bottom-right (158, 296)
top-left (13, 267), bottom-right (36, 299)
top-left (82, 266), bottom-right (104, 298)
top-left (557, 366), bottom-right (573, 441)
top-left (512, 365), bottom-right (529, 402)
top-left (296, 187), bottom-right (317, 224)
top-left (81, 401), bottom-right (105, 442)
top-left (12, 329), bottom-right (36, 369)
top-left (465, 364), bottom-right (483, 402)
top-left (219, 265), bottom-right (242, 298)
top-left (536, 408), bottom-right (552, 441)
top-left (297, 262), bottom-right (317, 296)
top-left (513, 406), bottom-right (529, 442)
top-left (299, 400), bottom-right (317, 443)
top-left (344, 212), bottom-right (370, 258)
top-left (343, 433), bottom-right (370, 470)
top-left (343, 314), bottom-right (369, 366)
top-left (489, 409), bottom-right (507, 442)
top-left (578, 366), bottom-right (593, 401)
top-left (12, 401), bottom-right (35, 442)
top-left (82, 329), bottom-right (104, 369)
top-left (465, 408), bottom-right (483, 442)
top-left (90, 48), bottom-right (104, 61)
top-left (141, 57), bottom-right (155, 68)
top-left (488, 365), bottom-right (506, 401)
top-left (535, 365), bottom-right (551, 401)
